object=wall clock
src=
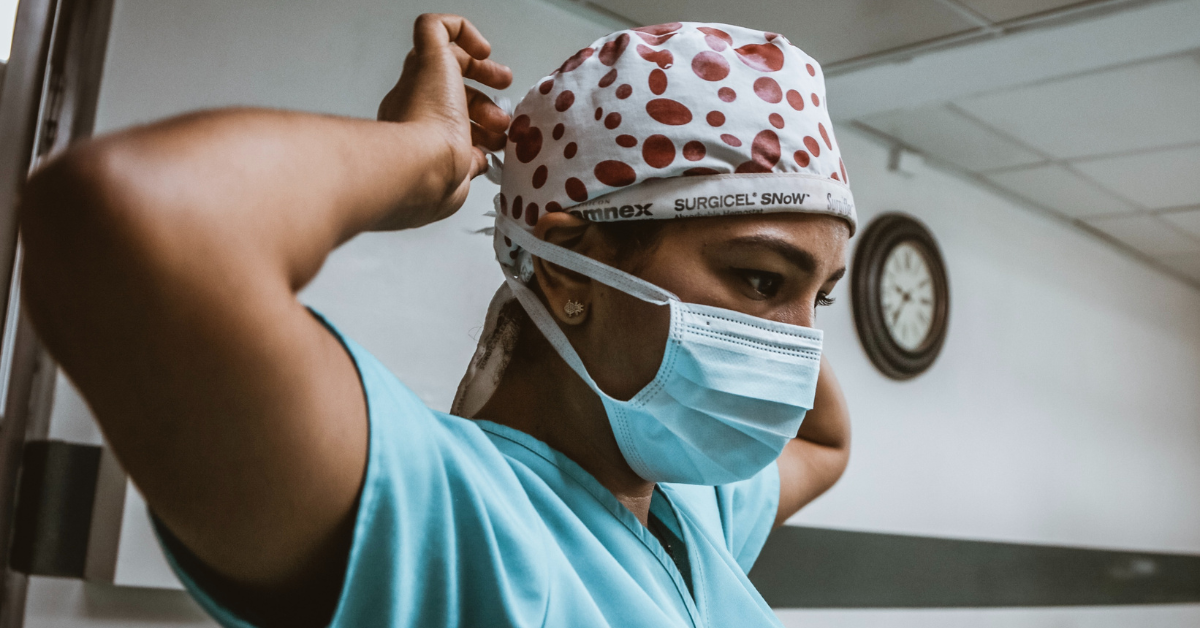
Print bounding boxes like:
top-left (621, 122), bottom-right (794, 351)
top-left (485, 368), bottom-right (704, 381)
top-left (850, 213), bottom-right (949, 380)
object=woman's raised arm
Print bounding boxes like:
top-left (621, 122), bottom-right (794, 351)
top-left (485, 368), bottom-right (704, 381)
top-left (18, 13), bottom-right (509, 624)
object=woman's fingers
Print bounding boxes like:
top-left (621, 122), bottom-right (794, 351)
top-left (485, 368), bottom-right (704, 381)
top-left (466, 87), bottom-right (509, 133)
top-left (412, 13), bottom-right (490, 60)
top-left (412, 14), bottom-right (511, 88)
top-left (471, 122), bottom-right (506, 152)
top-left (449, 45), bottom-right (512, 90)
top-left (468, 146), bottom-right (490, 180)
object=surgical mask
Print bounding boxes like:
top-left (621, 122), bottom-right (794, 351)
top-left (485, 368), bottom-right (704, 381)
top-left (497, 219), bottom-right (823, 486)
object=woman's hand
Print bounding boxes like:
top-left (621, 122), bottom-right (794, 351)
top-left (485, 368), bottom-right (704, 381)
top-left (376, 14), bottom-right (513, 230)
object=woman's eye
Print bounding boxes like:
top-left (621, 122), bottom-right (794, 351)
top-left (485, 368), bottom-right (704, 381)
top-left (816, 293), bottom-right (836, 307)
top-left (735, 269), bottom-right (783, 298)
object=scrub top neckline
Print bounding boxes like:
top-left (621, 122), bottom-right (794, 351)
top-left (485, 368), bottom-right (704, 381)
top-left (473, 419), bottom-right (704, 627)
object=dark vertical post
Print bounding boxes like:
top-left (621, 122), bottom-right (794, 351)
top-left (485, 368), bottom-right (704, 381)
top-left (0, 0), bottom-right (116, 625)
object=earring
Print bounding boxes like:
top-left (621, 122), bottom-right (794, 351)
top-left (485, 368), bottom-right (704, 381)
top-left (564, 300), bottom-right (585, 318)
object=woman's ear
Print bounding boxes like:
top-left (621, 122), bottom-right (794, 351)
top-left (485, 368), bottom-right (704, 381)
top-left (532, 212), bottom-right (594, 326)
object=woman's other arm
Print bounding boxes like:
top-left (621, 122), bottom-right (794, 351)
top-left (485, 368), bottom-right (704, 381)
top-left (774, 355), bottom-right (851, 527)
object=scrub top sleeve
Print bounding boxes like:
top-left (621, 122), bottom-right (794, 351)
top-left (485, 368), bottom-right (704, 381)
top-left (716, 460), bottom-right (781, 573)
top-left (151, 309), bottom-right (550, 628)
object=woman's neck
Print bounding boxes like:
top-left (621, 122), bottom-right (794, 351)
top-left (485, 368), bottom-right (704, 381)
top-left (472, 328), bottom-right (656, 525)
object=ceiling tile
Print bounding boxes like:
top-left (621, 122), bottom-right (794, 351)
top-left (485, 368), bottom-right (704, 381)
top-left (1156, 252), bottom-right (1200, 282)
top-left (584, 0), bottom-right (976, 64)
top-left (957, 0), bottom-right (1095, 23)
top-left (1071, 144), bottom-right (1200, 210)
top-left (983, 164), bottom-right (1136, 218)
top-left (1160, 208), bottom-right (1200, 240)
top-left (953, 54), bottom-right (1200, 159)
top-left (1084, 214), bottom-right (1200, 256)
top-left (859, 104), bottom-right (1044, 172)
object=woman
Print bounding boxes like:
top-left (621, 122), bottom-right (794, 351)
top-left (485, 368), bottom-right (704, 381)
top-left (20, 15), bottom-right (853, 628)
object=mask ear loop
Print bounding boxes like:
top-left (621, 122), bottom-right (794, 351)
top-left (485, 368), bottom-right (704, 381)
top-left (495, 218), bottom-right (678, 306)
top-left (493, 216), bottom-right (677, 397)
top-left (504, 275), bottom-right (608, 397)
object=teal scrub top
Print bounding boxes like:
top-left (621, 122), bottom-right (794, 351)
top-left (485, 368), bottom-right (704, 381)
top-left (154, 313), bottom-right (784, 628)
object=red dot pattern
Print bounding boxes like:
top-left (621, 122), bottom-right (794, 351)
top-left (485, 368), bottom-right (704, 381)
top-left (647, 99), bottom-right (693, 125)
top-left (753, 77), bottom-right (782, 103)
top-left (595, 160), bottom-right (637, 186)
top-left (634, 23), bottom-right (682, 47)
top-left (565, 177), bottom-right (588, 202)
top-left (497, 22), bottom-right (850, 250)
top-left (735, 130), bottom-right (781, 173)
top-left (599, 33), bottom-right (630, 66)
top-left (649, 69), bottom-right (668, 95)
top-left (803, 136), bottom-right (820, 157)
top-left (509, 115), bottom-right (543, 164)
top-left (555, 91), bottom-right (575, 112)
top-left (698, 26), bottom-right (732, 51)
top-left (636, 44), bottom-right (674, 69)
top-left (786, 89), bottom-right (805, 110)
top-left (735, 43), bottom-right (784, 72)
top-left (692, 51), bottom-right (730, 81)
top-left (558, 47), bottom-right (593, 73)
top-left (636, 22), bottom-right (682, 36)
top-left (643, 135), bottom-right (675, 168)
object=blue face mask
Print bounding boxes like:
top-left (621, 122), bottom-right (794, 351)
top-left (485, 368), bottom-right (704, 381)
top-left (498, 220), bottom-right (823, 485)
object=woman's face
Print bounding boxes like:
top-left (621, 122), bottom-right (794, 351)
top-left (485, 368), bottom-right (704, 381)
top-left (555, 213), bottom-right (849, 401)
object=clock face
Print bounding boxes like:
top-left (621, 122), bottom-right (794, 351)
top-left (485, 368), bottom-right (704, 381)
top-left (850, 213), bottom-right (949, 380)
top-left (879, 241), bottom-right (935, 352)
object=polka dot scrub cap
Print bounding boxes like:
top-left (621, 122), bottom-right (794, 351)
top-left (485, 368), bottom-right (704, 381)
top-left (491, 21), bottom-right (857, 280)
top-left (453, 22), bottom-right (857, 418)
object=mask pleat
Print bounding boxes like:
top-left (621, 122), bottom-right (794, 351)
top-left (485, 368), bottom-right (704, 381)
top-left (668, 337), bottom-right (820, 408)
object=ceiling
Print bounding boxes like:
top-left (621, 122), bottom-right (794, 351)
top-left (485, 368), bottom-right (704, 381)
top-left (585, 0), bottom-right (1124, 66)
top-left (850, 21), bottom-right (1200, 286)
top-left (582, 0), bottom-right (1200, 287)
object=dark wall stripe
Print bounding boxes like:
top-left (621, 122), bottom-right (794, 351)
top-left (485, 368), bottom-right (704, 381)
top-left (10, 441), bottom-right (102, 577)
top-left (749, 526), bottom-right (1200, 608)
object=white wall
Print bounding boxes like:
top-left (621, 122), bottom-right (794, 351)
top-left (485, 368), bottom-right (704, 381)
top-left (777, 128), bottom-right (1200, 627)
top-left (32, 0), bottom-right (1200, 626)
top-left (789, 130), bottom-right (1200, 555)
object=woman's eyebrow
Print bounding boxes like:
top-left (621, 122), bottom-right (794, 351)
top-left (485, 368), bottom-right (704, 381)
top-left (724, 235), bottom-right (818, 272)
